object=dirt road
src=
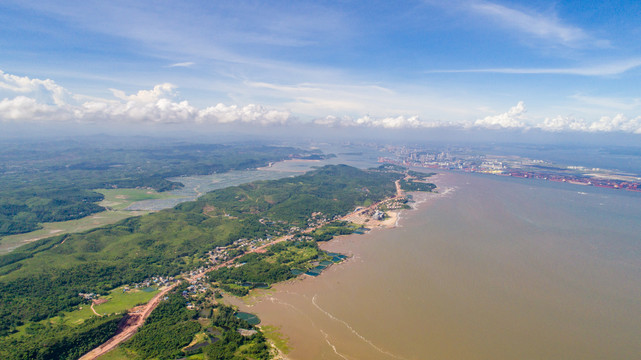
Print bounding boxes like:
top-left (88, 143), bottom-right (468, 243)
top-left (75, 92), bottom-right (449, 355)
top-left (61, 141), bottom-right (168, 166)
top-left (79, 284), bottom-right (178, 360)
top-left (79, 235), bottom-right (291, 360)
top-left (80, 180), bottom-right (404, 359)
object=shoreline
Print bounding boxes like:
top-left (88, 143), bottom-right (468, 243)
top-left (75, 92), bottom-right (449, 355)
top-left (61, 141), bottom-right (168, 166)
top-left (257, 159), bottom-right (321, 172)
top-left (228, 172), bottom-right (451, 359)
top-left (79, 168), bottom-right (444, 359)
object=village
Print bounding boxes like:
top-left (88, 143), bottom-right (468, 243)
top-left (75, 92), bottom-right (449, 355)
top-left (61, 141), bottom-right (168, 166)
top-left (79, 179), bottom-right (413, 314)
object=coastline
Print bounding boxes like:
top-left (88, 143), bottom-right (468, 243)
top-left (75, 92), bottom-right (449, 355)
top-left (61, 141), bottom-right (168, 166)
top-left (257, 159), bottom-right (321, 172)
top-left (227, 170), bottom-right (641, 359)
top-left (227, 172), bottom-right (450, 359)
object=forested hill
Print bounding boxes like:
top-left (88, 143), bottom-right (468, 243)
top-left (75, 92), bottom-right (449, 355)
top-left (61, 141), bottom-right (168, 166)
top-left (0, 164), bottom-right (403, 358)
top-left (180, 164), bottom-right (401, 225)
top-left (0, 139), bottom-right (313, 236)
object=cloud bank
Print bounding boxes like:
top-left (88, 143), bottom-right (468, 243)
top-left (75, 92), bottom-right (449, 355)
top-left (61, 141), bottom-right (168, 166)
top-left (0, 71), bottom-right (291, 125)
top-left (1, 70), bottom-right (641, 134)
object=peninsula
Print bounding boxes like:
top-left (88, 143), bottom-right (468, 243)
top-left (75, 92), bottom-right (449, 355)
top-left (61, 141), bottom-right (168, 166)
top-left (0, 164), bottom-right (435, 359)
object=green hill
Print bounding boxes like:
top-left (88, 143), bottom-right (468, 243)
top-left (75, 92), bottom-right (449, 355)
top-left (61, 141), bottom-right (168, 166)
top-left (0, 164), bottom-right (403, 358)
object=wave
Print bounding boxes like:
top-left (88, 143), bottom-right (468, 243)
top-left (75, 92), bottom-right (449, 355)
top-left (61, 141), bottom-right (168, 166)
top-left (320, 330), bottom-right (351, 360)
top-left (312, 295), bottom-right (408, 360)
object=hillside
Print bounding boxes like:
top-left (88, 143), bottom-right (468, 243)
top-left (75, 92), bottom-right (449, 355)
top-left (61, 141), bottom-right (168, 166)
top-left (0, 164), bottom-right (404, 359)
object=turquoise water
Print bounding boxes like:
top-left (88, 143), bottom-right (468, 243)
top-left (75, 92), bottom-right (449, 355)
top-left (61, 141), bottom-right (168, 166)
top-left (235, 312), bottom-right (261, 326)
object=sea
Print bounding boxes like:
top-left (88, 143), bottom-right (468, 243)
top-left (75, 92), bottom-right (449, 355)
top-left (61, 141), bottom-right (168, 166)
top-left (229, 170), bottom-right (641, 359)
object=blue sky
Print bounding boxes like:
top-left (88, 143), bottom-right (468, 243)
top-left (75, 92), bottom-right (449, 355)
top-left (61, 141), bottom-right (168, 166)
top-left (1, 0), bottom-right (641, 134)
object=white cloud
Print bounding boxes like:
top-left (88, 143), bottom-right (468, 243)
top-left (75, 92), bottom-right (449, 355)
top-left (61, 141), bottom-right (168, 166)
top-left (0, 70), bottom-right (291, 125)
top-left (246, 81), bottom-right (476, 121)
top-left (313, 114), bottom-right (457, 129)
top-left (588, 114), bottom-right (641, 134)
top-left (469, 1), bottom-right (590, 47)
top-left (0, 70), bottom-right (72, 106)
top-left (2, 70), bottom-right (641, 135)
top-left (426, 58), bottom-right (641, 76)
top-left (537, 115), bottom-right (588, 132)
top-left (473, 101), bottom-right (526, 129)
top-left (536, 114), bottom-right (641, 134)
top-left (168, 62), bottom-right (195, 68)
top-left (0, 96), bottom-right (62, 121)
top-left (197, 104), bottom-right (290, 125)
top-left (110, 83), bottom-right (176, 103)
top-left (314, 114), bottom-right (422, 128)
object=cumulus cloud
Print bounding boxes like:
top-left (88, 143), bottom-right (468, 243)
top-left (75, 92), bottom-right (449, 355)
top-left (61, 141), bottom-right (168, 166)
top-left (537, 115), bottom-right (588, 132)
top-left (110, 83), bottom-right (177, 103)
top-left (313, 114), bottom-right (460, 129)
top-left (0, 70), bottom-right (291, 125)
top-left (2, 70), bottom-right (641, 134)
top-left (472, 101), bottom-right (526, 129)
top-left (0, 70), bottom-right (72, 106)
top-left (0, 96), bottom-right (63, 121)
top-left (588, 114), bottom-right (641, 134)
top-left (315, 115), bottom-right (416, 128)
top-left (197, 104), bottom-right (290, 125)
top-left (473, 103), bottom-right (641, 133)
top-left (536, 114), bottom-right (641, 134)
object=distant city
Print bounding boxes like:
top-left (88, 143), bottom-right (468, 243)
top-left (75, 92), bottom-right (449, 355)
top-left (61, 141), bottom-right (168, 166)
top-left (379, 145), bottom-right (641, 192)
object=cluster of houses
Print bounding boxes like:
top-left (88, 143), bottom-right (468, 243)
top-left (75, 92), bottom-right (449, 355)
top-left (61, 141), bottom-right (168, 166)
top-left (130, 275), bottom-right (175, 289)
top-left (186, 267), bottom-right (208, 278)
top-left (380, 196), bottom-right (408, 211)
top-left (78, 292), bottom-right (98, 300)
top-left (182, 279), bottom-right (210, 309)
top-left (306, 212), bottom-right (333, 228)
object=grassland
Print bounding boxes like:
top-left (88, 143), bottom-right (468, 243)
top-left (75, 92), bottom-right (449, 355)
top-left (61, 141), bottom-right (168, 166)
top-left (93, 286), bottom-right (160, 316)
top-left (95, 348), bottom-right (131, 360)
top-left (7, 285), bottom-right (160, 341)
top-left (96, 188), bottom-right (181, 211)
top-left (0, 210), bottom-right (143, 254)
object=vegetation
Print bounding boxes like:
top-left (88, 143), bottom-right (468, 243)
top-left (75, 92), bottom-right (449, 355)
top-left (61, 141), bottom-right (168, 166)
top-left (0, 163), bottom-right (403, 356)
top-left (121, 291), bottom-right (270, 360)
top-left (124, 293), bottom-right (201, 359)
top-left (93, 287), bottom-right (160, 316)
top-left (261, 325), bottom-right (291, 355)
top-left (407, 170), bottom-right (436, 179)
top-left (0, 208), bottom-right (143, 255)
top-left (96, 188), bottom-right (180, 211)
top-left (204, 306), bottom-right (270, 360)
top-left (210, 241), bottom-right (323, 290)
top-left (0, 138), bottom-right (313, 237)
top-left (0, 313), bottom-right (124, 360)
top-left (400, 179), bottom-right (436, 192)
top-left (310, 221), bottom-right (362, 242)
top-left (185, 164), bottom-right (401, 226)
